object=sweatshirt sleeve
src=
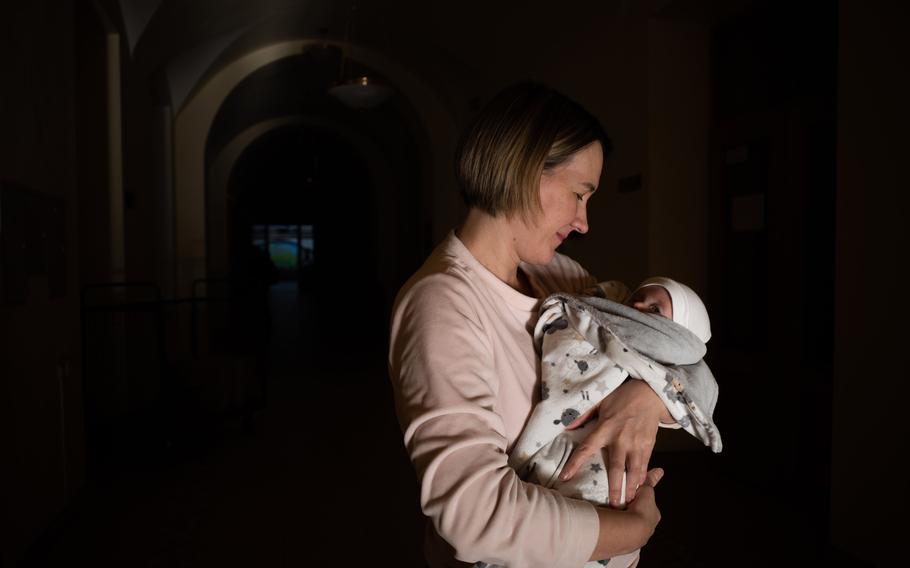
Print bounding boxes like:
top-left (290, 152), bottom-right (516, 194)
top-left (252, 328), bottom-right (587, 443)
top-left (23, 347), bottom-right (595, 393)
top-left (389, 275), bottom-right (599, 568)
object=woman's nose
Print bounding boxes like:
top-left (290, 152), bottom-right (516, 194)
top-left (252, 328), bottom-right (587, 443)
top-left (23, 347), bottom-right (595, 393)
top-left (572, 204), bottom-right (589, 234)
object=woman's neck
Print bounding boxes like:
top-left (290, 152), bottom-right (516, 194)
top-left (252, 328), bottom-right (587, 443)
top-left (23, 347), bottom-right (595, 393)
top-left (456, 208), bottom-right (531, 295)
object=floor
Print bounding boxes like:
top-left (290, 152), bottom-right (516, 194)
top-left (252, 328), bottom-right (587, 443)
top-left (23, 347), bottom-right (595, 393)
top-left (23, 283), bottom-right (860, 567)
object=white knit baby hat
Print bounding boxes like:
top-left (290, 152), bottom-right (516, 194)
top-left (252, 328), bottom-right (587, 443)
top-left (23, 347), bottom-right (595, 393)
top-left (634, 277), bottom-right (712, 343)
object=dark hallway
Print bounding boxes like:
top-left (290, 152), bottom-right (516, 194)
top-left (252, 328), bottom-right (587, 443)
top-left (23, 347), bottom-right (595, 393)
top-left (23, 329), bottom-right (426, 566)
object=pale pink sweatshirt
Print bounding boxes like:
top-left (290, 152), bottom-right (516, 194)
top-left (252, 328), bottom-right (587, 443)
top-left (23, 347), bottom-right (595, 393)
top-left (389, 232), bottom-right (604, 567)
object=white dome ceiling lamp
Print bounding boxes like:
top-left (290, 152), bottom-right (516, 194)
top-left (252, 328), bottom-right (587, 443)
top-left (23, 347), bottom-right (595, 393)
top-left (328, 2), bottom-right (393, 109)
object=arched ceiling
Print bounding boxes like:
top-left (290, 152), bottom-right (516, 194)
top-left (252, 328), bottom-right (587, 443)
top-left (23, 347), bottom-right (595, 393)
top-left (102, 0), bottom-right (743, 112)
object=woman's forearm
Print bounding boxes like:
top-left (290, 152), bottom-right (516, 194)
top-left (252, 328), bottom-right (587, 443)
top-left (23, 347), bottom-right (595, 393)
top-left (588, 471), bottom-right (663, 561)
top-left (588, 507), bottom-right (650, 560)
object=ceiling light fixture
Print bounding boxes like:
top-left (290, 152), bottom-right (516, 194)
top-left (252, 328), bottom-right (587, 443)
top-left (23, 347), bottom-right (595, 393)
top-left (327, 2), bottom-right (393, 109)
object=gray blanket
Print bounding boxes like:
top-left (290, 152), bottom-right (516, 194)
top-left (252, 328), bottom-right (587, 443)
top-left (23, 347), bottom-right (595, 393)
top-left (551, 293), bottom-right (720, 433)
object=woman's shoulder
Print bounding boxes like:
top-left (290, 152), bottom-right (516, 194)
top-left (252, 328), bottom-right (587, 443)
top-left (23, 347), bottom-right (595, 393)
top-left (396, 261), bottom-right (476, 309)
top-left (390, 239), bottom-right (491, 359)
top-left (393, 235), bottom-right (482, 316)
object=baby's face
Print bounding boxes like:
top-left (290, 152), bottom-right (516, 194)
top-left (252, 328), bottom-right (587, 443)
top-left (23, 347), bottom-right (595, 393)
top-left (627, 286), bottom-right (673, 319)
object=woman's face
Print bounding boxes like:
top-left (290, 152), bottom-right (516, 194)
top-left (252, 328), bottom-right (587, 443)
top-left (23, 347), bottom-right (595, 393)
top-left (513, 141), bottom-right (603, 265)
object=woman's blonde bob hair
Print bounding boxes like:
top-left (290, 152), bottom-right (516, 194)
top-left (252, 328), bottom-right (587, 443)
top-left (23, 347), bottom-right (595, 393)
top-left (455, 82), bottom-right (612, 219)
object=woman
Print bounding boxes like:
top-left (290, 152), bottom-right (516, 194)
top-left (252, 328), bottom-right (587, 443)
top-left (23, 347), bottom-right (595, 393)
top-left (389, 83), bottom-right (676, 567)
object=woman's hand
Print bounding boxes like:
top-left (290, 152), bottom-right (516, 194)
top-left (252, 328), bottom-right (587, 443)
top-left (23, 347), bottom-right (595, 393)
top-left (588, 467), bottom-right (664, 560)
top-left (624, 467), bottom-right (664, 540)
top-left (560, 379), bottom-right (671, 507)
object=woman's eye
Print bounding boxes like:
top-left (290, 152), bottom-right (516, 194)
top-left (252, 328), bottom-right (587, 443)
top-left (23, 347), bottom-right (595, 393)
top-left (575, 193), bottom-right (584, 202)
top-left (649, 305), bottom-right (660, 313)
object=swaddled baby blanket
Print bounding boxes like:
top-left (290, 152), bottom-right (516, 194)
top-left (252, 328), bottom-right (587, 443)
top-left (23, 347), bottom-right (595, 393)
top-left (511, 293), bottom-right (721, 468)
top-left (475, 296), bottom-right (721, 568)
top-left (484, 293), bottom-right (721, 568)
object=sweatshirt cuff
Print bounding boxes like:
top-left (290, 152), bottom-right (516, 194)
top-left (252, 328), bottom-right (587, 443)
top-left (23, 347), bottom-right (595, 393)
top-left (559, 498), bottom-right (600, 568)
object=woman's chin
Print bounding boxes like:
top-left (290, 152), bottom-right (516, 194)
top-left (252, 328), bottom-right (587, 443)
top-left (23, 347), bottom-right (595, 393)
top-left (527, 250), bottom-right (557, 266)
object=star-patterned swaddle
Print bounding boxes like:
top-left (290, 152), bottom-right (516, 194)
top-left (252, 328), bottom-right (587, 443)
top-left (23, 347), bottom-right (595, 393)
top-left (499, 293), bottom-right (722, 566)
top-left (477, 294), bottom-right (722, 568)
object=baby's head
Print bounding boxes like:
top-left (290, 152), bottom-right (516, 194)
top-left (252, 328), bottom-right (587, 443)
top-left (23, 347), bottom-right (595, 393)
top-left (626, 277), bottom-right (711, 343)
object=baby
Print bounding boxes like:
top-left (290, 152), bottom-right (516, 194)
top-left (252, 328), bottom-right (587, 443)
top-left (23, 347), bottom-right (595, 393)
top-left (492, 277), bottom-right (719, 568)
top-left (590, 277), bottom-right (711, 343)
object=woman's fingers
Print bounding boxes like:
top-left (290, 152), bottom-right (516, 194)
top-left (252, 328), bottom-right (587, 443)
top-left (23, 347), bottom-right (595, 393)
top-left (627, 472), bottom-right (662, 541)
top-left (628, 469), bottom-right (664, 517)
top-left (559, 440), bottom-right (598, 481)
top-left (625, 433), bottom-right (656, 501)
top-left (559, 419), bottom-right (611, 481)
top-left (607, 449), bottom-right (627, 507)
top-left (564, 405), bottom-right (597, 430)
top-left (643, 467), bottom-right (664, 488)
top-left (625, 456), bottom-right (647, 503)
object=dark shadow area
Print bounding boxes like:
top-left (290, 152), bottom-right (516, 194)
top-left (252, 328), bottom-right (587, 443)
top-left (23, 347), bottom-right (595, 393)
top-left (23, 342), bottom-right (425, 566)
top-left (704, 2), bottom-right (840, 563)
